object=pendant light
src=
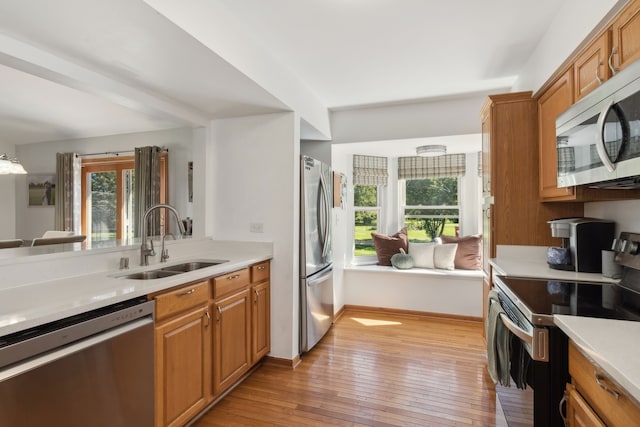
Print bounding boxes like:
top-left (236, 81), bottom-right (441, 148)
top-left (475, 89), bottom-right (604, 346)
top-left (0, 154), bottom-right (27, 174)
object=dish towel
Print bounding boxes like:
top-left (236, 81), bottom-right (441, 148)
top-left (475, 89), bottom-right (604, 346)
top-left (486, 290), bottom-right (511, 386)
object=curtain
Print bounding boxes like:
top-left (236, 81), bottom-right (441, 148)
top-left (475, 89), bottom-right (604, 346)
top-left (353, 155), bottom-right (388, 186)
top-left (134, 146), bottom-right (162, 237)
top-left (54, 153), bottom-right (81, 232)
top-left (398, 154), bottom-right (466, 179)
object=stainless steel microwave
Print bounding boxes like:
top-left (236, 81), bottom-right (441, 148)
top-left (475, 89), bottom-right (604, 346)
top-left (556, 58), bottom-right (640, 188)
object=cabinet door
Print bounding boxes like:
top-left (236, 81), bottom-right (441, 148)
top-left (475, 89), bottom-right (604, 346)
top-left (538, 70), bottom-right (577, 200)
top-left (213, 289), bottom-right (251, 395)
top-left (574, 32), bottom-right (610, 101)
top-left (251, 281), bottom-right (270, 363)
top-left (611, 0), bottom-right (640, 74)
top-left (155, 306), bottom-right (211, 427)
top-left (566, 384), bottom-right (606, 427)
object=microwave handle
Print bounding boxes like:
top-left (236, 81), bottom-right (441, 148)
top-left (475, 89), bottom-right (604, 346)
top-left (596, 98), bottom-right (616, 173)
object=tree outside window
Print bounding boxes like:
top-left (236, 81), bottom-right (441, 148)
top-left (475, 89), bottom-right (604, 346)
top-left (353, 185), bottom-right (379, 256)
top-left (403, 177), bottom-right (459, 242)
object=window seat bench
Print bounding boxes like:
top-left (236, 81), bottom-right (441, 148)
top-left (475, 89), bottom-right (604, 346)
top-left (343, 265), bottom-right (484, 320)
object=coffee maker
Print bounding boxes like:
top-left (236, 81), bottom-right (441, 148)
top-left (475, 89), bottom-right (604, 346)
top-left (547, 218), bottom-right (615, 273)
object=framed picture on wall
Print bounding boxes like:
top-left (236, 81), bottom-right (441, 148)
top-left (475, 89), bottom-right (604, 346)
top-left (27, 174), bottom-right (56, 206)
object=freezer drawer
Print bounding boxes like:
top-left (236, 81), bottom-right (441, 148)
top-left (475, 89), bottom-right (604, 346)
top-left (300, 266), bottom-right (334, 353)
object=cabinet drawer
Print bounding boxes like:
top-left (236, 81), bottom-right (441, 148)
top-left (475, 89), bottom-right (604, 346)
top-left (251, 261), bottom-right (270, 283)
top-left (569, 342), bottom-right (640, 426)
top-left (155, 281), bottom-right (210, 321)
top-left (213, 268), bottom-right (250, 298)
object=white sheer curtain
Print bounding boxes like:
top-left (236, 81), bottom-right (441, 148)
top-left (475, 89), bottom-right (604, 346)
top-left (134, 146), bottom-right (162, 237)
top-left (54, 153), bottom-right (81, 232)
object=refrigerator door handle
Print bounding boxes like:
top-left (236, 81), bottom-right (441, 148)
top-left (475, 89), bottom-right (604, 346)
top-left (318, 172), bottom-right (330, 260)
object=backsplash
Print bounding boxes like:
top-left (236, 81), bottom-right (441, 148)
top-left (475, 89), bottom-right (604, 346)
top-left (585, 200), bottom-right (640, 235)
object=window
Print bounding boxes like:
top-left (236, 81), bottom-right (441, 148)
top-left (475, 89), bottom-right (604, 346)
top-left (81, 154), bottom-right (167, 245)
top-left (402, 177), bottom-right (459, 242)
top-left (354, 185), bottom-right (380, 257)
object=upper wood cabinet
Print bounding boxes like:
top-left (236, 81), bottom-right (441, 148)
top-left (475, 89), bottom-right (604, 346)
top-left (574, 32), bottom-right (611, 101)
top-left (610, 0), bottom-right (640, 75)
top-left (538, 70), bottom-right (577, 201)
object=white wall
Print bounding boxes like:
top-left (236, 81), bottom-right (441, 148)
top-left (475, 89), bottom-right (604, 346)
top-left (14, 127), bottom-right (194, 239)
top-left (208, 112), bottom-right (299, 360)
top-left (585, 200), bottom-right (640, 235)
top-left (0, 141), bottom-right (17, 239)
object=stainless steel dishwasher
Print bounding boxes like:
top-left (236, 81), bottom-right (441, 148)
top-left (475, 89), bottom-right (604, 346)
top-left (0, 296), bottom-right (155, 427)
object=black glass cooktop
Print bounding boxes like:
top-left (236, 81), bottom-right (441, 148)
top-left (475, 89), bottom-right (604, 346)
top-left (495, 276), bottom-right (640, 324)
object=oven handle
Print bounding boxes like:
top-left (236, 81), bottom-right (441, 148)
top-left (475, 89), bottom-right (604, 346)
top-left (499, 313), bottom-right (533, 345)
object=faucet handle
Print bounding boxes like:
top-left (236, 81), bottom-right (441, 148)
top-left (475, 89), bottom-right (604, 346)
top-left (148, 239), bottom-right (156, 256)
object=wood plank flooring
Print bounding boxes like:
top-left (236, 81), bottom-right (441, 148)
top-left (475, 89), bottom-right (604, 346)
top-left (193, 309), bottom-right (506, 426)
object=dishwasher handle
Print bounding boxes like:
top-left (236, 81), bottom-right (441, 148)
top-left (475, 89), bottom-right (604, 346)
top-left (0, 317), bottom-right (153, 383)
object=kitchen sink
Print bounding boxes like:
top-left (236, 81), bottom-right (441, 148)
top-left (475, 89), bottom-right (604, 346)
top-left (117, 259), bottom-right (227, 280)
top-left (160, 260), bottom-right (227, 273)
top-left (119, 270), bottom-right (181, 280)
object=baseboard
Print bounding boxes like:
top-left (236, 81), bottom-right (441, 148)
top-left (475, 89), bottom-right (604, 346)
top-left (262, 353), bottom-right (301, 369)
top-left (343, 304), bottom-right (482, 323)
top-left (334, 305), bottom-right (346, 322)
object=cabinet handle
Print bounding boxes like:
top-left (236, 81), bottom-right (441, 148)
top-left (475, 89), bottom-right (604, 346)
top-left (177, 288), bottom-right (195, 296)
top-left (227, 274), bottom-right (240, 280)
top-left (595, 61), bottom-right (603, 84)
top-left (559, 391), bottom-right (568, 426)
top-left (217, 305), bottom-right (222, 322)
top-left (485, 209), bottom-right (491, 219)
top-left (608, 47), bottom-right (618, 75)
top-left (594, 371), bottom-right (620, 399)
top-left (254, 289), bottom-right (259, 303)
top-left (257, 265), bottom-right (266, 271)
top-left (204, 310), bottom-right (210, 328)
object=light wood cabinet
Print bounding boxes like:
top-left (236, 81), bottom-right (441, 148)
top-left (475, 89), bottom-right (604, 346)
top-left (153, 281), bottom-right (211, 427)
top-left (574, 32), bottom-right (611, 101)
top-left (212, 288), bottom-right (252, 395)
top-left (151, 260), bottom-right (271, 426)
top-left (538, 70), bottom-right (578, 201)
top-left (480, 92), bottom-right (583, 262)
top-left (565, 384), bottom-right (605, 427)
top-left (566, 341), bottom-right (640, 427)
top-left (610, 0), bottom-right (640, 74)
top-left (251, 261), bottom-right (270, 363)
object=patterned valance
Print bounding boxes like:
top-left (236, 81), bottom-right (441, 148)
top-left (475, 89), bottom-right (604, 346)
top-left (398, 154), bottom-right (466, 180)
top-left (477, 151), bottom-right (482, 177)
top-left (353, 155), bottom-right (388, 186)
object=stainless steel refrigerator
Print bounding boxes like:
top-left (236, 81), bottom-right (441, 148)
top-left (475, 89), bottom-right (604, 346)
top-left (299, 155), bottom-right (334, 353)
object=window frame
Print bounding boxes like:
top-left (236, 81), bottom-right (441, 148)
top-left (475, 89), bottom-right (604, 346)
top-left (80, 154), bottom-right (168, 243)
top-left (399, 176), bottom-right (461, 242)
top-left (352, 184), bottom-right (383, 264)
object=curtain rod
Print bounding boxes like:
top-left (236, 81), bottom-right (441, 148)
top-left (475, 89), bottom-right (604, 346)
top-left (76, 148), bottom-right (168, 158)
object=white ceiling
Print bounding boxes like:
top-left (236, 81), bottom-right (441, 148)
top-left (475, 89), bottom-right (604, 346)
top-left (0, 0), bottom-right (566, 146)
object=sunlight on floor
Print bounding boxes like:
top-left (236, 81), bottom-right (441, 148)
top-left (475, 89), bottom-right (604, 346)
top-left (351, 317), bottom-right (403, 326)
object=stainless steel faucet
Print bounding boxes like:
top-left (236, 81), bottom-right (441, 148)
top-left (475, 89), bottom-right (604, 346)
top-left (140, 204), bottom-right (186, 266)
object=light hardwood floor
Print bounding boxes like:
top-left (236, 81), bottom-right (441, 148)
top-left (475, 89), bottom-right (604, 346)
top-left (193, 309), bottom-right (506, 426)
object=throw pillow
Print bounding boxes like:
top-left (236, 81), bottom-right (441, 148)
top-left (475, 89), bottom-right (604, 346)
top-left (410, 242), bottom-right (438, 269)
top-left (434, 243), bottom-right (458, 270)
top-left (391, 248), bottom-right (414, 269)
top-left (371, 228), bottom-right (408, 266)
top-left (440, 234), bottom-right (483, 270)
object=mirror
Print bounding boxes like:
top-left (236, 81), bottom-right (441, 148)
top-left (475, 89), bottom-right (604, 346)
top-left (2, 129), bottom-right (197, 257)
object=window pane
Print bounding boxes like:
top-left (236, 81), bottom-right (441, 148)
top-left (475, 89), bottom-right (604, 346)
top-left (404, 177), bottom-right (459, 242)
top-left (354, 211), bottom-right (378, 256)
top-left (354, 185), bottom-right (378, 207)
top-left (89, 171), bottom-right (117, 243)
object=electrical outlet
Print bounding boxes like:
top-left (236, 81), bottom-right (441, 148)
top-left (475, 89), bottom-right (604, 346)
top-left (249, 222), bottom-right (264, 233)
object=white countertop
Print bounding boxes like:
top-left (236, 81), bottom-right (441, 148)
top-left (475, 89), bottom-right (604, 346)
top-left (490, 245), bottom-right (618, 283)
top-left (0, 239), bottom-right (272, 337)
top-left (554, 315), bottom-right (640, 404)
